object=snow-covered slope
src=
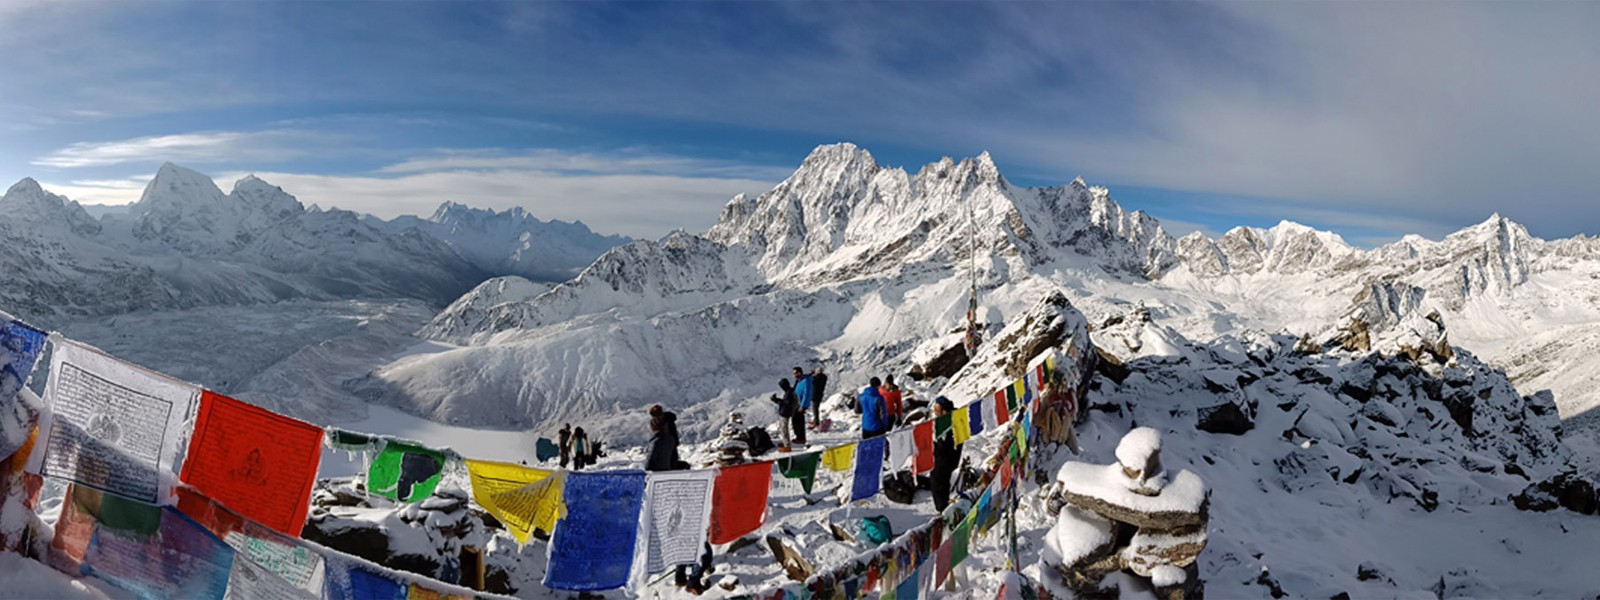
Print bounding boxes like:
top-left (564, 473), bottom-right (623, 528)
top-left (374, 202), bottom-right (630, 282)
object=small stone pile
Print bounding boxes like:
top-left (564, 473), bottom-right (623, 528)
top-left (1043, 427), bottom-right (1209, 599)
top-left (715, 412), bottom-right (753, 466)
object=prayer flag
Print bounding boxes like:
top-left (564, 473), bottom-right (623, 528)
top-left (1036, 362), bottom-right (1048, 388)
top-left (822, 443), bottom-right (856, 472)
top-left (84, 507), bottom-right (235, 600)
top-left (968, 400), bottom-right (984, 436)
top-left (368, 441), bottom-right (444, 503)
top-left (177, 487), bottom-right (326, 596)
top-left (180, 391), bottom-right (323, 537)
top-left (28, 339), bottom-right (201, 505)
top-left (951, 408), bottom-right (970, 446)
top-left (0, 320), bottom-right (46, 459)
top-left (709, 461), bottom-right (772, 544)
top-left (992, 390), bottom-right (1009, 426)
top-left (408, 583), bottom-right (471, 600)
top-left (934, 540), bottom-right (952, 587)
top-left (1013, 379), bottom-right (1028, 406)
top-left (851, 437), bottom-right (886, 502)
top-left (896, 565), bottom-right (920, 600)
top-left (951, 516), bottom-right (972, 567)
top-left (778, 453), bottom-right (821, 494)
top-left (912, 422), bottom-right (933, 475)
top-left (325, 429), bottom-right (381, 454)
top-left (462, 459), bottom-right (564, 542)
top-left (1003, 385), bottom-right (1018, 416)
top-left (933, 414), bottom-right (951, 441)
top-left (642, 469), bottom-right (717, 573)
top-left (886, 429), bottom-right (914, 472)
top-left (545, 470), bottom-right (647, 591)
top-left (323, 553), bottom-right (405, 600)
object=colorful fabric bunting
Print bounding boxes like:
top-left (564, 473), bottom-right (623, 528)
top-left (934, 539), bottom-right (952, 587)
top-left (912, 422), bottom-right (934, 474)
top-left (545, 470), bottom-right (647, 591)
top-left (895, 565), bottom-right (920, 600)
top-left (933, 413), bottom-right (951, 442)
top-left (709, 462), bottom-right (772, 544)
top-left (178, 487), bottom-right (326, 596)
top-left (1003, 385), bottom-right (1019, 416)
top-left (642, 469), bottom-right (717, 573)
top-left (462, 459), bottom-right (565, 542)
top-left (180, 391), bottom-right (323, 536)
top-left (84, 507), bottom-right (235, 600)
top-left (851, 436), bottom-right (886, 502)
top-left (325, 429), bottom-right (382, 454)
top-left (969, 400), bottom-right (984, 436)
top-left (822, 443), bottom-right (856, 472)
top-left (368, 441), bottom-right (445, 503)
top-left (407, 583), bottom-right (472, 600)
top-left (1013, 379), bottom-right (1028, 407)
top-left (951, 408), bottom-right (971, 445)
top-left (0, 426), bottom-right (40, 553)
top-left (28, 339), bottom-right (201, 505)
top-left (778, 453), bottom-right (821, 494)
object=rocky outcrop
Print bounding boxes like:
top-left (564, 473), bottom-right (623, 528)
top-left (942, 291), bottom-right (1093, 400)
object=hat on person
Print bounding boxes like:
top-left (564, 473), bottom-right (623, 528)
top-left (934, 396), bottom-right (955, 412)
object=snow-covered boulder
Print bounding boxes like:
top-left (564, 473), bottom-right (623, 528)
top-left (942, 290), bottom-right (1091, 400)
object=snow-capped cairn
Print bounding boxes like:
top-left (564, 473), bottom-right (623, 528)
top-left (715, 412), bottom-right (753, 466)
top-left (1045, 428), bottom-right (1209, 599)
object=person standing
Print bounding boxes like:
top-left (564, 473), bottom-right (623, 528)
top-left (790, 368), bottom-right (811, 445)
top-left (647, 405), bottom-right (684, 471)
top-left (859, 377), bottom-right (889, 439)
top-left (879, 374), bottom-right (905, 429)
top-left (810, 367), bottom-right (829, 429)
top-left (558, 423), bottom-right (573, 469)
top-left (770, 379), bottom-right (800, 452)
top-left (930, 397), bottom-right (961, 512)
top-left (572, 427), bottom-right (590, 470)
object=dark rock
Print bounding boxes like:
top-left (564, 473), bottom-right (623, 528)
top-left (1095, 345), bottom-right (1132, 384)
top-left (908, 338), bottom-right (971, 382)
top-left (1420, 488), bottom-right (1439, 512)
top-left (1340, 382), bottom-right (1373, 403)
top-left (1332, 593), bottom-right (1351, 600)
top-left (1503, 463), bottom-right (1527, 478)
top-left (1197, 401), bottom-right (1254, 435)
top-left (1256, 569), bottom-right (1287, 599)
top-left (302, 516), bottom-right (390, 565)
top-left (1357, 561), bottom-right (1391, 583)
top-left (1441, 393), bottom-right (1475, 436)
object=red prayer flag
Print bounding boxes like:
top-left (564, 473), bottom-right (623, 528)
top-left (935, 539), bottom-right (953, 587)
top-left (992, 390), bottom-right (1009, 425)
top-left (179, 391), bottom-right (324, 536)
top-left (913, 421), bottom-right (934, 474)
top-left (1036, 363), bottom-right (1047, 388)
top-left (709, 461), bottom-right (773, 544)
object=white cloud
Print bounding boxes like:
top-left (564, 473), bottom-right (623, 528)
top-left (33, 130), bottom-right (321, 168)
top-left (379, 149), bottom-right (793, 181)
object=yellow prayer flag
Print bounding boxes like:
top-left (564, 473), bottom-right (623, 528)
top-left (409, 584), bottom-right (471, 600)
top-left (952, 407), bottom-right (971, 445)
top-left (822, 443), bottom-right (857, 472)
top-left (1013, 378), bottom-right (1027, 400)
top-left (463, 459), bottom-right (567, 543)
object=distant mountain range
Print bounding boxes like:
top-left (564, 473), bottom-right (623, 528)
top-left (0, 163), bottom-right (630, 324)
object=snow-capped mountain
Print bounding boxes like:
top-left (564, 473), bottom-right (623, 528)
top-left (0, 163), bottom-right (638, 327)
top-left (373, 202), bottom-right (630, 283)
top-left (373, 144), bottom-right (1600, 454)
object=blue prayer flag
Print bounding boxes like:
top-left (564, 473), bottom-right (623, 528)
top-left (851, 437), bottom-right (886, 502)
top-left (545, 470), bottom-right (648, 591)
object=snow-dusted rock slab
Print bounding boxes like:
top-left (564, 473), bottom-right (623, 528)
top-left (1056, 463), bottom-right (1208, 530)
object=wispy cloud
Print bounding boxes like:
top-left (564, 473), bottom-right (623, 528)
top-left (379, 149), bottom-right (793, 181)
top-left (33, 130), bottom-right (324, 168)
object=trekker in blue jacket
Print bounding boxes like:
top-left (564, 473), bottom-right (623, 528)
top-left (791, 367), bottom-right (811, 445)
top-left (859, 377), bottom-right (889, 439)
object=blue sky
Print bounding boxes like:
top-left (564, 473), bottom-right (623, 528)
top-left (3, 1), bottom-right (1598, 242)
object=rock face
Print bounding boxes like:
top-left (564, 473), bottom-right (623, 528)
top-left (1046, 428), bottom-right (1209, 599)
top-left (942, 291), bottom-right (1093, 401)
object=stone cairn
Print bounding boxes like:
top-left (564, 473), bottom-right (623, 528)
top-left (715, 412), bottom-right (753, 466)
top-left (1043, 427), bottom-right (1209, 599)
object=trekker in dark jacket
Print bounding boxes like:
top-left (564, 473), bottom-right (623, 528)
top-left (647, 405), bottom-right (683, 471)
top-left (572, 427), bottom-right (591, 470)
top-left (931, 396), bottom-right (961, 512)
top-left (810, 368), bottom-right (828, 429)
top-left (859, 377), bottom-right (889, 439)
top-left (791, 367), bottom-right (813, 443)
top-left (558, 423), bottom-right (572, 469)
top-left (770, 379), bottom-right (800, 451)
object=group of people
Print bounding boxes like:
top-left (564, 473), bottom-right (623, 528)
top-left (556, 423), bottom-right (602, 470)
top-left (855, 373), bottom-right (920, 439)
top-left (769, 366), bottom-right (828, 452)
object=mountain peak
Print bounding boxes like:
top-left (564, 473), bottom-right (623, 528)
top-left (800, 142), bottom-right (874, 168)
top-left (6, 177), bottom-right (44, 196)
top-left (0, 177), bottom-right (101, 236)
top-left (138, 162), bottom-right (224, 210)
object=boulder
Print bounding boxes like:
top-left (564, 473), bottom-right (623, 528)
top-left (1196, 401), bottom-right (1253, 435)
top-left (1116, 427), bottom-right (1165, 492)
top-left (1057, 464), bottom-right (1209, 531)
top-left (1121, 525), bottom-right (1207, 577)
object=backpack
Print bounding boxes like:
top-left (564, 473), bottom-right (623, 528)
top-left (860, 516), bottom-right (893, 545)
top-left (882, 470), bottom-right (917, 504)
top-left (747, 426), bottom-right (775, 456)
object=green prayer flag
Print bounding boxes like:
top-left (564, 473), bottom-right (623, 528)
top-left (1003, 385), bottom-right (1019, 414)
top-left (934, 413), bottom-right (952, 441)
top-left (368, 441), bottom-right (445, 502)
top-left (778, 453), bottom-right (822, 494)
top-left (951, 517), bottom-right (972, 567)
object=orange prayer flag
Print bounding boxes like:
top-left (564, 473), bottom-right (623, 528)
top-left (179, 390), bottom-right (324, 536)
top-left (708, 462), bottom-right (773, 544)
